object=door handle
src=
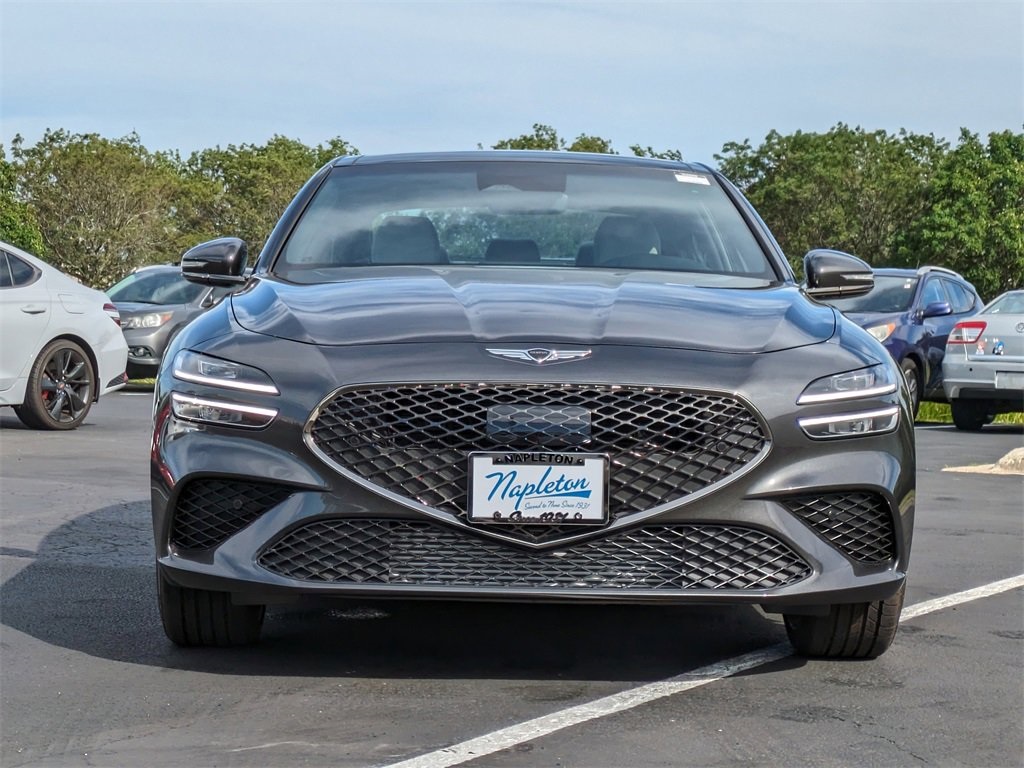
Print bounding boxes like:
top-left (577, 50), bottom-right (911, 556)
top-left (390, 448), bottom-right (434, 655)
top-left (20, 305), bottom-right (47, 315)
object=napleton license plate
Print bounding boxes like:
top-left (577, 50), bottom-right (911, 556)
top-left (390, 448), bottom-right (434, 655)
top-left (467, 452), bottom-right (609, 525)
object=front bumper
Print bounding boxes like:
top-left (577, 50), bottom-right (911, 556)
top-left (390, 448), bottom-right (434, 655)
top-left (151, 340), bottom-right (915, 613)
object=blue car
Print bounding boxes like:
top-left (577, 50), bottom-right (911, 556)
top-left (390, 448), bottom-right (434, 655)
top-left (828, 266), bottom-right (983, 416)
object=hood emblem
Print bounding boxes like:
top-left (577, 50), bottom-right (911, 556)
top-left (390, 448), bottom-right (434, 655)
top-left (487, 348), bottom-right (592, 365)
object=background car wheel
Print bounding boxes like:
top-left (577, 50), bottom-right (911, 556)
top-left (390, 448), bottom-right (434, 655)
top-left (783, 583), bottom-right (904, 659)
top-left (13, 339), bottom-right (95, 430)
top-left (158, 572), bottom-right (264, 647)
top-left (899, 358), bottom-right (921, 418)
top-left (950, 399), bottom-right (988, 431)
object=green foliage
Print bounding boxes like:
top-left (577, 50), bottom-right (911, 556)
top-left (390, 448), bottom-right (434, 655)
top-left (491, 124), bottom-right (617, 154)
top-left (917, 402), bottom-right (1024, 425)
top-left (0, 146), bottom-right (45, 254)
top-left (10, 129), bottom-right (181, 287)
top-left (491, 123), bottom-right (564, 151)
top-left (629, 145), bottom-right (684, 162)
top-left (173, 135), bottom-right (357, 258)
top-left (895, 129), bottom-right (1024, 298)
top-left (715, 125), bottom-right (947, 276)
top-left (5, 122), bottom-right (1020, 299)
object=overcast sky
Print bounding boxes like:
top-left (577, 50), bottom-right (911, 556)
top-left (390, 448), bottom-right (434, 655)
top-left (1, 1), bottom-right (1021, 163)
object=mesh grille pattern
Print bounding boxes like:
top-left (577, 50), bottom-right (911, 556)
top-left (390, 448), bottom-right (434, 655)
top-left (308, 384), bottom-right (767, 544)
top-left (171, 479), bottom-right (294, 550)
top-left (257, 518), bottom-right (810, 590)
top-left (782, 492), bottom-right (895, 563)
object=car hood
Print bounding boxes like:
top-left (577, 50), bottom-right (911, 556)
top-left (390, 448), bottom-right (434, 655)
top-left (231, 268), bottom-right (836, 354)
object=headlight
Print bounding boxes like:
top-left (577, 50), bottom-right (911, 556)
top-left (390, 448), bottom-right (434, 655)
top-left (123, 312), bottom-right (173, 329)
top-left (171, 392), bottom-right (278, 429)
top-left (172, 350), bottom-right (279, 394)
top-left (798, 406), bottom-right (900, 440)
top-left (797, 364), bottom-right (898, 404)
top-left (866, 322), bottom-right (896, 342)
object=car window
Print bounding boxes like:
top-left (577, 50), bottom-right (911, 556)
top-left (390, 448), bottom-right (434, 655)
top-left (984, 292), bottom-right (1024, 314)
top-left (920, 278), bottom-right (947, 307)
top-left (941, 279), bottom-right (974, 313)
top-left (107, 269), bottom-right (207, 305)
top-left (0, 251), bottom-right (41, 288)
top-left (828, 275), bottom-right (919, 313)
top-left (273, 161), bottom-right (779, 283)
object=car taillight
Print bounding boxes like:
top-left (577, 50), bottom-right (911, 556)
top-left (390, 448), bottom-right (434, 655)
top-left (948, 320), bottom-right (986, 343)
top-left (104, 302), bottom-right (121, 327)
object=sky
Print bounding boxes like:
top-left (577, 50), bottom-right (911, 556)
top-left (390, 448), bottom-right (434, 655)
top-left (1, 0), bottom-right (1022, 164)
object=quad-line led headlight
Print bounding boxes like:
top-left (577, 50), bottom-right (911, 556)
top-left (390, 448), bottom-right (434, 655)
top-left (172, 350), bottom-right (279, 394)
top-left (798, 406), bottom-right (900, 440)
top-left (797, 364), bottom-right (898, 404)
top-left (170, 392), bottom-right (278, 429)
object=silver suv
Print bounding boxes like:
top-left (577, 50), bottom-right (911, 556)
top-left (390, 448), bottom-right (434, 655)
top-left (108, 265), bottom-right (234, 380)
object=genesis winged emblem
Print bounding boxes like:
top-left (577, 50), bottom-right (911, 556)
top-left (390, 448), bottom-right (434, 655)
top-left (486, 348), bottom-right (592, 365)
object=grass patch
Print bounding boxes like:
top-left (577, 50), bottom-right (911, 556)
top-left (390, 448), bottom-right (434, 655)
top-left (127, 378), bottom-right (156, 387)
top-left (918, 401), bottom-right (1024, 425)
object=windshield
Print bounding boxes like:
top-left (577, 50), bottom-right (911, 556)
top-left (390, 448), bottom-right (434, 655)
top-left (829, 275), bottom-right (919, 313)
top-left (272, 161), bottom-right (778, 283)
top-left (983, 291), bottom-right (1024, 315)
top-left (108, 270), bottom-right (207, 305)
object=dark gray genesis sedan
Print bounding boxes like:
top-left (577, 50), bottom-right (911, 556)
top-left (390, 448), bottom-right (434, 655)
top-left (152, 152), bottom-right (915, 658)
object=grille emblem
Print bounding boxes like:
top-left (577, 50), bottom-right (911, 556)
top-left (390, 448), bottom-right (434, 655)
top-left (486, 348), bottom-right (592, 365)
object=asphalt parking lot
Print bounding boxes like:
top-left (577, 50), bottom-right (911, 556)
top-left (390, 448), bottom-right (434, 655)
top-left (1, 392), bottom-right (1021, 768)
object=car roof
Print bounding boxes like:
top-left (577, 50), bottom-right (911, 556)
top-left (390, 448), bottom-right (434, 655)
top-left (133, 264), bottom-right (180, 273)
top-left (333, 150), bottom-right (709, 174)
top-left (873, 266), bottom-right (966, 280)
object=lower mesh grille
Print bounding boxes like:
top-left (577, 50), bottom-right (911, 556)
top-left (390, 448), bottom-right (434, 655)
top-left (257, 519), bottom-right (811, 590)
top-left (781, 491), bottom-right (895, 563)
top-left (171, 479), bottom-right (294, 550)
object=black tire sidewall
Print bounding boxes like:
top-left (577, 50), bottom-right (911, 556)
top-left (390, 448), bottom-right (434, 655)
top-left (15, 339), bottom-right (95, 430)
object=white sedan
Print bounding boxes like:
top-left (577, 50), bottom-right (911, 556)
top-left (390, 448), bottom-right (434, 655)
top-left (0, 241), bottom-right (128, 429)
top-left (943, 289), bottom-right (1024, 430)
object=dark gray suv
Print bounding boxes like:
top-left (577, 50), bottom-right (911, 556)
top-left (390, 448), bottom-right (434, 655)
top-left (108, 265), bottom-right (233, 379)
top-left (152, 152), bottom-right (916, 658)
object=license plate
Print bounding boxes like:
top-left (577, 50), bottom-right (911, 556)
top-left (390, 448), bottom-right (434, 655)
top-left (468, 452), bottom-right (608, 525)
top-left (995, 371), bottom-right (1024, 390)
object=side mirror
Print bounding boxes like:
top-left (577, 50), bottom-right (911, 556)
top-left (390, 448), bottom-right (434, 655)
top-left (920, 301), bottom-right (952, 319)
top-left (181, 238), bottom-right (248, 286)
top-left (803, 249), bottom-right (874, 300)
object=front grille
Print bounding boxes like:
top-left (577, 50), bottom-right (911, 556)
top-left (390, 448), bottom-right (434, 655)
top-left (171, 479), bottom-right (294, 550)
top-left (307, 384), bottom-right (768, 544)
top-left (781, 492), bottom-right (895, 563)
top-left (257, 518), bottom-right (810, 590)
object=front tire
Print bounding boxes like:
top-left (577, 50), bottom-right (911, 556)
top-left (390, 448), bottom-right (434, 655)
top-left (784, 583), bottom-right (904, 659)
top-left (899, 358), bottom-right (921, 419)
top-left (13, 339), bottom-right (95, 430)
top-left (950, 399), bottom-right (988, 431)
top-left (158, 572), bottom-right (265, 647)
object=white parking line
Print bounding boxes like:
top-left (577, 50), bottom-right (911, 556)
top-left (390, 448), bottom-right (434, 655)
top-left (383, 574), bottom-right (1024, 768)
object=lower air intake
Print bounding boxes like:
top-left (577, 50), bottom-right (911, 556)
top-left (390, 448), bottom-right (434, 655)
top-left (257, 518), bottom-right (811, 590)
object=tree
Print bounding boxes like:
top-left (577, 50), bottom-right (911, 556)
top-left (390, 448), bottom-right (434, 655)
top-left (0, 146), bottom-right (44, 254)
top-left (629, 145), bottom-right (684, 162)
top-left (715, 125), bottom-right (947, 274)
top-left (490, 124), bottom-right (617, 154)
top-left (896, 129), bottom-right (1024, 298)
top-left (10, 130), bottom-right (180, 287)
top-left (176, 135), bottom-right (357, 256)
